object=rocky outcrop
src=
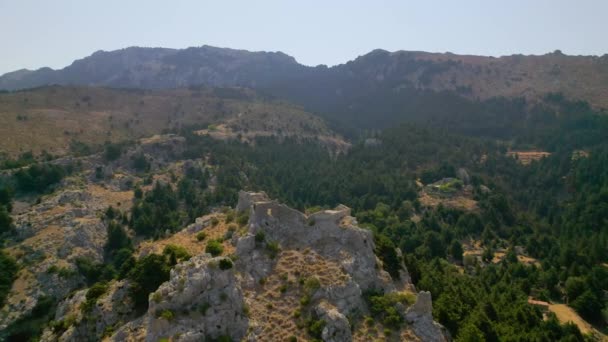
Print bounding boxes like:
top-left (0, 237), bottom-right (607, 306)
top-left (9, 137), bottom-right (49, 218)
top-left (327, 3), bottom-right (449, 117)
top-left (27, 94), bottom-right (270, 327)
top-left (406, 291), bottom-right (450, 342)
top-left (42, 280), bottom-right (136, 342)
top-left (233, 191), bottom-right (447, 341)
top-left (315, 302), bottom-right (352, 342)
top-left (112, 255), bottom-right (248, 342)
top-left (1, 186), bottom-right (113, 330)
top-left (77, 191), bottom-right (448, 342)
top-left (235, 191), bottom-right (399, 294)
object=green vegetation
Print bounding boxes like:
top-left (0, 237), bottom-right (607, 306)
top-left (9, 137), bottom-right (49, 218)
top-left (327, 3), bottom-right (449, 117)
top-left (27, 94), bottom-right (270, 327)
top-left (219, 258), bottom-right (233, 270)
top-left (2, 296), bottom-right (56, 341)
top-left (103, 141), bottom-right (124, 161)
top-left (172, 97), bottom-right (608, 339)
top-left (0, 151), bottom-right (36, 170)
top-left (2, 87), bottom-right (608, 340)
top-left (265, 240), bottom-right (280, 259)
top-left (81, 282), bottom-right (109, 313)
top-left (364, 290), bottom-right (415, 328)
top-left (205, 240), bottom-right (224, 257)
top-left (0, 203), bottom-right (13, 235)
top-left (127, 253), bottom-right (171, 311)
top-left (131, 153), bottom-right (150, 172)
top-left (158, 309), bottom-right (175, 321)
top-left (306, 317), bottom-right (325, 340)
top-left (236, 212), bottom-right (249, 226)
top-left (13, 163), bottom-right (69, 193)
top-left (0, 250), bottom-right (17, 306)
top-left (130, 164), bottom-right (211, 238)
top-left (162, 244), bottom-right (191, 265)
top-left (196, 231), bottom-right (207, 241)
top-left (130, 182), bottom-right (181, 238)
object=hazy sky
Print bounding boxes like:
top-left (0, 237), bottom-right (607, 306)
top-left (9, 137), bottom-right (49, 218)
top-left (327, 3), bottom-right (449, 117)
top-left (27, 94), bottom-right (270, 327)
top-left (1, 0), bottom-right (607, 74)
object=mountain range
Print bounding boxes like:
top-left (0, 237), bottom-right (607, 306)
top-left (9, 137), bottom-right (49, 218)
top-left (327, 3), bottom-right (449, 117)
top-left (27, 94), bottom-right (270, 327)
top-left (2, 46), bottom-right (608, 114)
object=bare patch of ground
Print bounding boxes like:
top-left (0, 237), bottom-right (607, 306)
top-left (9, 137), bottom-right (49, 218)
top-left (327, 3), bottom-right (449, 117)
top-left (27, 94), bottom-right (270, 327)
top-left (548, 304), bottom-right (606, 339)
top-left (418, 191), bottom-right (478, 211)
top-left (136, 213), bottom-right (237, 258)
top-left (506, 151), bottom-right (551, 165)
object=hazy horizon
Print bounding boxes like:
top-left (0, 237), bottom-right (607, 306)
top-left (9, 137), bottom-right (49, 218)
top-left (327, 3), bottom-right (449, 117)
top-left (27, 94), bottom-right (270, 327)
top-left (1, 0), bottom-right (607, 74)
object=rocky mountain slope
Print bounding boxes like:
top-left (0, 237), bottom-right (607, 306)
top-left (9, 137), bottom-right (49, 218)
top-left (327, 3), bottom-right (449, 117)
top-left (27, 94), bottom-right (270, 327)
top-left (2, 45), bottom-right (608, 111)
top-left (40, 191), bottom-right (447, 341)
top-left (0, 46), bottom-right (301, 91)
top-left (0, 134), bottom-right (448, 340)
top-left (0, 85), bottom-right (346, 157)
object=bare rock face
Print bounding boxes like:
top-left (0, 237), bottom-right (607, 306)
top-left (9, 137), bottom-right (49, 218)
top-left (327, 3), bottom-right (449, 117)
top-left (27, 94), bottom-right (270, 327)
top-left (1, 187), bottom-right (110, 330)
top-left (235, 190), bottom-right (398, 294)
top-left (42, 280), bottom-right (136, 342)
top-left (112, 255), bottom-right (248, 342)
top-left (315, 302), bottom-right (352, 342)
top-left (71, 190), bottom-right (448, 342)
top-left (406, 291), bottom-right (450, 342)
top-left (405, 290), bottom-right (433, 321)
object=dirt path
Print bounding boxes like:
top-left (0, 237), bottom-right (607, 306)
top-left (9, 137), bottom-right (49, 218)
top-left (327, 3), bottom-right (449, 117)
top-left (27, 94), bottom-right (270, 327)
top-left (548, 304), bottom-right (606, 339)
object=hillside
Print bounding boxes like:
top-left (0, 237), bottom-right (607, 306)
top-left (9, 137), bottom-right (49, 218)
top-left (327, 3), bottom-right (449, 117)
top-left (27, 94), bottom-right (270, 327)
top-left (0, 136), bottom-right (448, 341)
top-left (0, 85), bottom-right (346, 158)
top-left (1, 46), bottom-right (608, 117)
top-left (0, 112), bottom-right (606, 340)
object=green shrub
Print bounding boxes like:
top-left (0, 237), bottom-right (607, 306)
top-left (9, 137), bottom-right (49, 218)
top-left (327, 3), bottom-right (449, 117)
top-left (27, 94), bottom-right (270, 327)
top-left (374, 234), bottom-right (402, 279)
top-left (159, 309), bottom-right (174, 321)
top-left (205, 240), bottom-right (224, 257)
top-left (81, 282), bottom-right (109, 313)
top-left (162, 244), bottom-right (191, 266)
top-left (198, 302), bottom-right (211, 315)
top-left (219, 258), bottom-right (233, 270)
top-left (266, 240), bottom-right (280, 259)
top-left (255, 231), bottom-right (266, 243)
top-left (304, 277), bottom-right (321, 293)
top-left (307, 318), bottom-right (325, 339)
top-left (364, 291), bottom-right (413, 328)
top-left (14, 163), bottom-right (67, 193)
top-left (103, 142), bottom-right (123, 161)
top-left (237, 213), bottom-right (249, 226)
top-left (127, 254), bottom-right (171, 311)
top-left (211, 217), bottom-right (220, 226)
top-left (152, 292), bottom-right (162, 303)
top-left (196, 231), bottom-right (207, 241)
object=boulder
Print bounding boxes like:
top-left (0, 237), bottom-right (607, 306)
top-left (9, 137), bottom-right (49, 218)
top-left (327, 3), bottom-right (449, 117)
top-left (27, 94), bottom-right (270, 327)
top-left (315, 302), bottom-right (352, 342)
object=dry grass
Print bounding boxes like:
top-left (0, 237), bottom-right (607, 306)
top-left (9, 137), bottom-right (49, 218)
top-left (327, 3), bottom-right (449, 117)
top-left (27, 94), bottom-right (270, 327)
top-left (548, 304), bottom-right (603, 338)
top-left (244, 248), bottom-right (349, 341)
top-left (87, 184), bottom-right (134, 211)
top-left (492, 251), bottom-right (540, 266)
top-left (0, 85), bottom-right (344, 157)
top-left (6, 269), bottom-right (33, 306)
top-left (12, 225), bottom-right (63, 253)
top-left (418, 191), bottom-right (478, 211)
top-left (506, 151), bottom-right (551, 165)
top-left (136, 213), bottom-right (236, 258)
top-left (351, 291), bottom-right (421, 342)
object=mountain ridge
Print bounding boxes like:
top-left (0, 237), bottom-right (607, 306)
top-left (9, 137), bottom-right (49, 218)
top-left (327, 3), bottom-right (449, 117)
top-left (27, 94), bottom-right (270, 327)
top-left (3, 45), bottom-right (608, 106)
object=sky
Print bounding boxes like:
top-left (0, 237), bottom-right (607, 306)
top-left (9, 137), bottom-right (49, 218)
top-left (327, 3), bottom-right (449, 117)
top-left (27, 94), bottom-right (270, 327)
top-left (1, 0), bottom-right (607, 75)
